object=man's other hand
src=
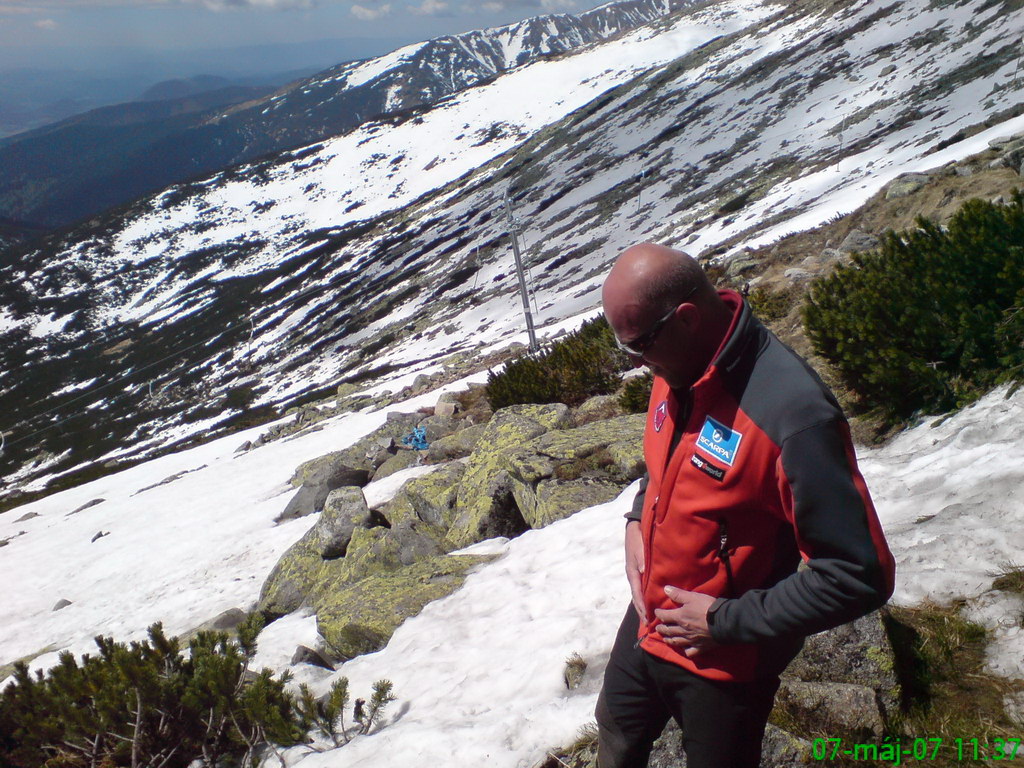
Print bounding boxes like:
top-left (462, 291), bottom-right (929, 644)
top-left (654, 586), bottom-right (717, 658)
top-left (625, 520), bottom-right (647, 623)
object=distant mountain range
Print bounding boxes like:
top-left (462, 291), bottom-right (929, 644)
top-left (2, 0), bottom-right (1022, 505)
top-left (0, 0), bottom-right (690, 230)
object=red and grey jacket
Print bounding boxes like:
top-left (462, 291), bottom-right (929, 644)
top-left (628, 290), bottom-right (895, 682)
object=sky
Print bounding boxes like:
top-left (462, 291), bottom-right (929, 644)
top-left (0, 0), bottom-right (611, 74)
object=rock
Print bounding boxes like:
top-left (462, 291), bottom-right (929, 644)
top-left (258, 537), bottom-right (331, 617)
top-left (775, 680), bottom-right (885, 737)
top-left (725, 255), bottom-right (758, 278)
top-left (291, 644), bottom-right (336, 671)
top-left (989, 157), bottom-right (1007, 170)
top-left (372, 450), bottom-right (421, 482)
top-left (52, 599), bottom-right (72, 611)
top-left (838, 229), bottom-right (879, 253)
top-left (1001, 142), bottom-right (1024, 176)
top-left (309, 487), bottom-right (371, 559)
top-left (201, 608), bottom-right (249, 632)
top-left (416, 413), bottom-right (465, 443)
top-left (783, 609), bottom-right (900, 719)
top-left (316, 555), bottom-right (488, 660)
top-left (385, 460), bottom-right (467, 529)
top-left (68, 498), bottom-right (104, 516)
top-left (955, 164), bottom-right (974, 177)
top-left (445, 404), bottom-right (573, 550)
top-left (14, 511), bottom-right (40, 523)
top-left (277, 463), bottom-right (371, 524)
top-left (410, 373), bottom-right (433, 394)
top-left (425, 423), bottom-right (487, 463)
top-left (435, 392), bottom-right (460, 419)
top-left (515, 477), bottom-right (622, 529)
top-left (885, 173), bottom-right (930, 199)
top-left (236, 440), bottom-right (252, 453)
top-left (91, 531), bottom-right (109, 543)
top-left (880, 64), bottom-right (896, 76)
top-left (783, 268), bottom-right (812, 281)
top-left (646, 720), bottom-right (810, 767)
top-left (575, 394), bottom-right (623, 425)
top-left (988, 132), bottom-right (1024, 149)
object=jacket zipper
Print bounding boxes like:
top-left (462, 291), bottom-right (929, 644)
top-left (717, 519), bottom-right (736, 598)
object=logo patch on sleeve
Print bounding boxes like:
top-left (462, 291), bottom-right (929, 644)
top-left (653, 401), bottom-right (668, 432)
top-left (691, 454), bottom-right (726, 481)
top-left (695, 416), bottom-right (743, 467)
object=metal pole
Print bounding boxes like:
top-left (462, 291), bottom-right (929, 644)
top-left (504, 188), bottom-right (539, 353)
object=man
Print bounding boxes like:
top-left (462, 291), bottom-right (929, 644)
top-left (596, 243), bottom-right (895, 768)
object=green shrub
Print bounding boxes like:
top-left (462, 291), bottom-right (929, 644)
top-left (803, 192), bottom-right (1024, 421)
top-left (485, 316), bottom-right (630, 409)
top-left (618, 372), bottom-right (653, 414)
top-left (747, 284), bottom-right (801, 323)
top-left (0, 617), bottom-right (398, 767)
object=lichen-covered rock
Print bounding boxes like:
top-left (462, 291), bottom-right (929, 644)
top-left (575, 394), bottom-right (623, 425)
top-left (885, 173), bottom-right (930, 199)
top-left (316, 555), bottom-right (489, 660)
top-left (775, 680), bottom-right (885, 737)
top-left (371, 449), bottom-right (422, 482)
top-left (445, 404), bottom-right (573, 549)
top-left (257, 534), bottom-right (326, 617)
top-left (783, 609), bottom-right (900, 720)
top-left (385, 460), bottom-right (467, 529)
top-left (503, 413), bottom-right (646, 523)
top-left (278, 461), bottom-right (371, 523)
top-left (307, 487), bottom-right (370, 559)
top-left (425, 423), bottom-right (487, 463)
top-left (838, 229), bottom-right (879, 253)
top-left (520, 478), bottom-right (623, 528)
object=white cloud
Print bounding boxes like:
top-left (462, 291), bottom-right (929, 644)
top-left (32, 15), bottom-right (55, 26)
top-left (350, 1), bottom-right (390, 19)
top-left (409, 0), bottom-right (446, 14)
top-left (541, 0), bottom-right (575, 8)
top-left (187, 0), bottom-right (314, 9)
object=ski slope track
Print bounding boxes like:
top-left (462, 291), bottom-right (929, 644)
top-left (1, 0), bottom-right (1024, 504)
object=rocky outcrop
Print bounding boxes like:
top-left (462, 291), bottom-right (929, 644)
top-left (277, 461), bottom-right (371, 524)
top-left (885, 172), bottom-right (931, 199)
top-left (315, 555), bottom-right (487, 660)
top-left (445, 403), bottom-right (575, 550)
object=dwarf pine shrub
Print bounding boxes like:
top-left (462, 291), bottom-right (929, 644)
top-left (803, 192), bottom-right (1024, 421)
top-left (0, 617), bottom-right (399, 767)
top-left (618, 372), bottom-right (653, 414)
top-left (485, 316), bottom-right (630, 409)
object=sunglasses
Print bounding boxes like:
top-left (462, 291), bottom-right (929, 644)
top-left (613, 285), bottom-right (698, 357)
top-left (614, 305), bottom-right (678, 357)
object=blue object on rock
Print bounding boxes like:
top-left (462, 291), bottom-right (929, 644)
top-left (402, 425), bottom-right (429, 450)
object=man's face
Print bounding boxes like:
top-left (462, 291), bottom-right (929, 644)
top-left (604, 297), bottom-right (697, 391)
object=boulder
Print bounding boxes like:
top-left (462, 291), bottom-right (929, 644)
top-left (445, 404), bottom-right (573, 550)
top-left (371, 450), bottom-right (422, 482)
top-left (291, 645), bottom-right (336, 671)
top-left (68, 498), bottom-right (105, 516)
top-left (14, 512), bottom-right (40, 523)
top-left (725, 255), bottom-right (758, 278)
top-left (838, 229), bottom-right (879, 253)
top-left (521, 478), bottom-right (624, 528)
top-left (885, 173), bottom-right (930, 199)
top-left (52, 599), bottom-right (72, 611)
top-left (258, 535), bottom-right (331, 617)
top-left (575, 394), bottom-right (623, 425)
top-left (435, 392), bottom-right (460, 419)
top-left (201, 608), bottom-right (249, 632)
top-left (384, 460), bottom-right (467, 529)
top-left (775, 680), bottom-right (885, 738)
top-left (316, 555), bottom-right (488, 660)
top-left (425, 423), bottom-right (487, 463)
top-left (783, 609), bottom-right (900, 719)
top-left (277, 463), bottom-right (371, 523)
top-left (307, 487), bottom-right (371, 559)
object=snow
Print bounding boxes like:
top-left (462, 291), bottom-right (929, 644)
top-left (4, 375), bottom-right (1024, 765)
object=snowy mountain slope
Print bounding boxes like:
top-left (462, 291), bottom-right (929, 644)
top-left (2, 373), bottom-right (1022, 767)
top-left (0, 0), bottom-right (692, 229)
top-left (3, 0), bottom-right (1024, 506)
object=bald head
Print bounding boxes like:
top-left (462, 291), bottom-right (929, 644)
top-left (603, 243), bottom-right (714, 317)
top-left (602, 242), bottom-right (732, 389)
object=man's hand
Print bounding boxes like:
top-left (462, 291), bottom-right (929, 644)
top-left (654, 586), bottom-right (718, 658)
top-left (625, 520), bottom-right (647, 623)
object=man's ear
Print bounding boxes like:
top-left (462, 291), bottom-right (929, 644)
top-left (676, 301), bottom-right (701, 332)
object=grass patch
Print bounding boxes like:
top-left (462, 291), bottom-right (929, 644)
top-left (991, 564), bottom-right (1024, 594)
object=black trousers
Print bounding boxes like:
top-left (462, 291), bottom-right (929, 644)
top-left (595, 606), bottom-right (781, 768)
